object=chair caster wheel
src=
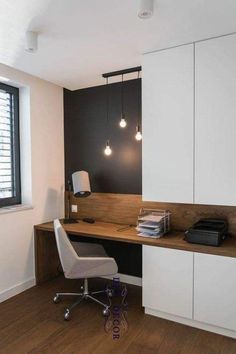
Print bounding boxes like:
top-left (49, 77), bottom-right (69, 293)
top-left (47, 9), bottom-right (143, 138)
top-left (64, 309), bottom-right (71, 321)
top-left (103, 307), bottom-right (110, 316)
top-left (53, 295), bottom-right (60, 303)
top-left (107, 290), bottom-right (113, 298)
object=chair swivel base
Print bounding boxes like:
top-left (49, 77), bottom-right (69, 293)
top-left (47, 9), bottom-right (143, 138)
top-left (53, 278), bottom-right (112, 321)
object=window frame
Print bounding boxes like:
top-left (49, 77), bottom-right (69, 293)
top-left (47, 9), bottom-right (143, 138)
top-left (0, 82), bottom-right (21, 207)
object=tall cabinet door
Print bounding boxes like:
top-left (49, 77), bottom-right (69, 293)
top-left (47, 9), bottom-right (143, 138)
top-left (194, 253), bottom-right (236, 331)
top-left (143, 246), bottom-right (193, 319)
top-left (195, 34), bottom-right (236, 205)
top-left (142, 44), bottom-right (194, 203)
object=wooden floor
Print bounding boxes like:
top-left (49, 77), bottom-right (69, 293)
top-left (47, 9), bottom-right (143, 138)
top-left (0, 277), bottom-right (235, 354)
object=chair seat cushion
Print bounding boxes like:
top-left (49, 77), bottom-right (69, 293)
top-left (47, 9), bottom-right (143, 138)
top-left (71, 242), bottom-right (108, 258)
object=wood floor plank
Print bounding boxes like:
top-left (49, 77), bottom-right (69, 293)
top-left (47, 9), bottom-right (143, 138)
top-left (0, 277), bottom-right (235, 354)
top-left (0, 320), bottom-right (62, 354)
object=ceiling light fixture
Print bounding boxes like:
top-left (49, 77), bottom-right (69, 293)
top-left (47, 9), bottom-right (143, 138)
top-left (135, 71), bottom-right (142, 141)
top-left (119, 74), bottom-right (127, 128)
top-left (102, 66), bottom-right (142, 151)
top-left (25, 31), bottom-right (38, 53)
top-left (104, 77), bottom-right (112, 156)
top-left (138, 0), bottom-right (154, 19)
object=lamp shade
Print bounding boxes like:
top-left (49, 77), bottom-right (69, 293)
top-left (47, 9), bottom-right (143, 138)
top-left (72, 171), bottom-right (91, 197)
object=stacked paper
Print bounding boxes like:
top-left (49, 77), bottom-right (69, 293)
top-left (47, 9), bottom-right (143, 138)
top-left (136, 214), bottom-right (165, 239)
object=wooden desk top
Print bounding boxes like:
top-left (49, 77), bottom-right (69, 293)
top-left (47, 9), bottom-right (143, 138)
top-left (34, 220), bottom-right (236, 258)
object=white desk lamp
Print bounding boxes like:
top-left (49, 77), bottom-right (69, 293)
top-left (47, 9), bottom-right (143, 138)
top-left (64, 171), bottom-right (91, 224)
top-left (72, 171), bottom-right (91, 198)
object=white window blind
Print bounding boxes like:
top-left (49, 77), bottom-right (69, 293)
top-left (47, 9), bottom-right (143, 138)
top-left (0, 90), bottom-right (13, 198)
top-left (0, 83), bottom-right (20, 207)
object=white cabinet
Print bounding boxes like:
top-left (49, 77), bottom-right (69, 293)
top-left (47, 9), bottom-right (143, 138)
top-left (143, 245), bottom-right (236, 337)
top-left (143, 246), bottom-right (193, 319)
top-left (142, 33), bottom-right (236, 206)
top-left (142, 44), bottom-right (194, 203)
top-left (195, 34), bottom-right (236, 205)
top-left (194, 253), bottom-right (236, 331)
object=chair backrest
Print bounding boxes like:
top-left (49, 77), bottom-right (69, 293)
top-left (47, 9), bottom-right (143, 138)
top-left (53, 219), bottom-right (79, 276)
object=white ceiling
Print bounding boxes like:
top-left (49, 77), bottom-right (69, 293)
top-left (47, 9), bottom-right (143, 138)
top-left (0, 0), bottom-right (236, 90)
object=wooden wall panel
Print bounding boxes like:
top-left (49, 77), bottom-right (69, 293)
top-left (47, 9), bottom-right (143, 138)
top-left (66, 192), bottom-right (236, 236)
top-left (34, 229), bottom-right (62, 285)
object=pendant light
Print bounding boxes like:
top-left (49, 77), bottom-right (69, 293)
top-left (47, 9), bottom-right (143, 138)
top-left (135, 127), bottom-right (142, 141)
top-left (104, 140), bottom-right (112, 156)
top-left (104, 77), bottom-right (112, 156)
top-left (135, 71), bottom-right (142, 141)
top-left (119, 74), bottom-right (127, 128)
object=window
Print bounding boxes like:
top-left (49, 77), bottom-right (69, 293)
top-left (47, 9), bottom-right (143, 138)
top-left (0, 83), bottom-right (21, 207)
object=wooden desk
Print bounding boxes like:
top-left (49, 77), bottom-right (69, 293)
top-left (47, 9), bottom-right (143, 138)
top-left (34, 220), bottom-right (236, 285)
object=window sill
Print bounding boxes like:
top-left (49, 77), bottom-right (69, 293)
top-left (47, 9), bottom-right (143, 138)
top-left (0, 204), bottom-right (34, 215)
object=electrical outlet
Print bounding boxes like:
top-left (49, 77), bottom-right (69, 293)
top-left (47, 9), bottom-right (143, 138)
top-left (71, 205), bottom-right (78, 213)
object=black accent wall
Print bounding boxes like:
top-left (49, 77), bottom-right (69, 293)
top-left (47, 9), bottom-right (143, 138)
top-left (64, 78), bottom-right (142, 277)
top-left (64, 78), bottom-right (142, 194)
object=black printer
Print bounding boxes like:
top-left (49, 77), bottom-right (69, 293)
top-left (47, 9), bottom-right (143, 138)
top-left (185, 218), bottom-right (228, 247)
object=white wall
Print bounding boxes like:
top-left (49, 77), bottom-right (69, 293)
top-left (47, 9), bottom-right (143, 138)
top-left (0, 63), bottom-right (64, 302)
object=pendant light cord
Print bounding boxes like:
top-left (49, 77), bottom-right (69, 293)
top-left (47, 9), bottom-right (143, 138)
top-left (137, 71), bottom-right (141, 128)
top-left (121, 74), bottom-right (124, 117)
top-left (106, 77), bottom-right (109, 141)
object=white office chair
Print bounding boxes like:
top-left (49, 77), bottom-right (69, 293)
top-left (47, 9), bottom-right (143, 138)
top-left (53, 219), bottom-right (118, 320)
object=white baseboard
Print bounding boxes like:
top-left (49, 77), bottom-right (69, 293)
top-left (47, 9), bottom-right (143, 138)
top-left (102, 273), bottom-right (142, 287)
top-left (145, 307), bottom-right (236, 339)
top-left (0, 278), bottom-right (36, 303)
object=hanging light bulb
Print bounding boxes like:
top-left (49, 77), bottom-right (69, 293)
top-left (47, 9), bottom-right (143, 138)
top-left (119, 116), bottom-right (127, 128)
top-left (135, 125), bottom-right (142, 141)
top-left (104, 140), bottom-right (112, 156)
top-left (135, 70), bottom-right (142, 141)
top-left (119, 74), bottom-right (127, 128)
top-left (135, 131), bottom-right (142, 141)
top-left (103, 76), bottom-right (113, 156)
